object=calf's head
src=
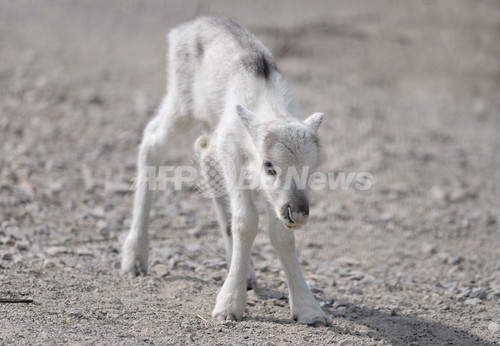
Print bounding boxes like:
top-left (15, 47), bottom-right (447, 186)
top-left (236, 105), bottom-right (323, 230)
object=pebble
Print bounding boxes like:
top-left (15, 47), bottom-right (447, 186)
top-left (440, 253), bottom-right (463, 265)
top-left (456, 288), bottom-right (470, 300)
top-left (8, 227), bottom-right (25, 240)
top-left (99, 225), bottom-right (115, 237)
top-left (44, 259), bottom-right (56, 268)
top-left (152, 264), bottom-right (169, 277)
top-left (471, 287), bottom-right (487, 300)
top-left (448, 189), bottom-right (467, 203)
top-left (2, 253), bottom-right (13, 261)
top-left (178, 261), bottom-right (197, 271)
top-left (45, 246), bottom-right (69, 256)
top-left (335, 306), bottom-right (347, 317)
top-left (348, 271), bottom-right (365, 280)
top-left (333, 299), bottom-right (350, 308)
top-left (464, 298), bottom-right (481, 305)
top-left (335, 257), bottom-right (360, 267)
top-left (337, 338), bottom-right (357, 346)
top-left (361, 274), bottom-right (376, 284)
top-left (349, 286), bottom-right (363, 295)
top-left (187, 243), bottom-right (200, 256)
top-left (422, 243), bottom-right (437, 255)
top-left (17, 242), bottom-right (29, 251)
top-left (320, 298), bottom-right (335, 308)
top-left (70, 310), bottom-right (84, 318)
top-left (429, 186), bottom-right (447, 202)
top-left (488, 322), bottom-right (500, 333)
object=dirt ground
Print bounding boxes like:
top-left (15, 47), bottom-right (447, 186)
top-left (1, 1), bottom-right (500, 345)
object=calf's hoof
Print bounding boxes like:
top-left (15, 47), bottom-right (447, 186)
top-left (214, 312), bottom-right (237, 322)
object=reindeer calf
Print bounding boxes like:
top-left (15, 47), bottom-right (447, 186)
top-left (122, 16), bottom-right (331, 326)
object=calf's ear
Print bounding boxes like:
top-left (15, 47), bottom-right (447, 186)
top-left (236, 104), bottom-right (259, 136)
top-left (304, 112), bottom-right (323, 133)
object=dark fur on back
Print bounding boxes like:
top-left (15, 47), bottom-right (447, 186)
top-left (206, 16), bottom-right (277, 79)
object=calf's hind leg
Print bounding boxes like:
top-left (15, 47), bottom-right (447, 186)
top-left (121, 94), bottom-right (194, 276)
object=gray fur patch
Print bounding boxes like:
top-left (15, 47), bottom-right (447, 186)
top-left (263, 130), bottom-right (280, 156)
top-left (207, 16), bottom-right (277, 79)
top-left (263, 129), bottom-right (319, 159)
top-left (196, 37), bottom-right (204, 60)
top-left (241, 53), bottom-right (276, 79)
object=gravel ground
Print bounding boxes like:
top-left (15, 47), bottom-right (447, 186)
top-left (1, 1), bottom-right (500, 345)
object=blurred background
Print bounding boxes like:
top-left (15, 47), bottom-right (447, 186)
top-left (1, 1), bottom-right (499, 344)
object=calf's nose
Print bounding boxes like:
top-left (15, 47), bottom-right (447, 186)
top-left (281, 201), bottom-right (309, 226)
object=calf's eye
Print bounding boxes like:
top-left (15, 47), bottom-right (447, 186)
top-left (264, 161), bottom-right (276, 176)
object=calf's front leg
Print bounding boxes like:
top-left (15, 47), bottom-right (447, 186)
top-left (212, 191), bottom-right (258, 321)
top-left (267, 208), bottom-right (332, 327)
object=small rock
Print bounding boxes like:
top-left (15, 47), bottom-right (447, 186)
top-left (361, 274), bottom-right (375, 284)
top-left (335, 257), bottom-right (360, 267)
top-left (187, 243), bottom-right (200, 255)
top-left (153, 245), bottom-right (175, 258)
top-left (338, 268), bottom-right (351, 278)
top-left (89, 206), bottom-right (106, 219)
top-left (487, 287), bottom-right (500, 299)
top-left (320, 298), bottom-right (335, 308)
top-left (99, 225), bottom-right (114, 237)
top-left (335, 306), bottom-right (347, 317)
top-left (45, 246), bottom-right (69, 256)
top-left (464, 298), bottom-right (481, 305)
top-left (44, 259), bottom-right (56, 268)
top-left (486, 214), bottom-right (496, 226)
top-left (8, 227), bottom-right (25, 240)
top-left (422, 243), bottom-right (436, 255)
top-left (333, 299), bottom-right (349, 308)
top-left (17, 242), bottom-right (29, 251)
top-left (448, 189), bottom-right (467, 203)
top-left (488, 322), bottom-right (500, 333)
top-left (212, 274), bottom-right (222, 282)
top-left (104, 180), bottom-right (131, 194)
top-left (188, 226), bottom-right (207, 238)
top-left (2, 253), bottom-right (13, 261)
top-left (442, 253), bottom-right (463, 265)
top-left (79, 89), bottom-right (102, 104)
top-left (96, 219), bottom-right (108, 229)
top-left (478, 275), bottom-right (495, 286)
top-left (349, 286), bottom-right (363, 295)
top-left (430, 186), bottom-right (447, 202)
top-left (152, 264), bottom-right (169, 277)
top-left (348, 271), bottom-right (365, 280)
top-left (337, 338), bottom-right (357, 346)
top-left (471, 287), bottom-right (487, 300)
top-left (70, 310), bottom-right (84, 318)
top-left (456, 288), bottom-right (471, 300)
top-left (178, 261), bottom-right (197, 271)
top-left (404, 275), bottom-right (416, 283)
top-left (75, 247), bottom-right (95, 257)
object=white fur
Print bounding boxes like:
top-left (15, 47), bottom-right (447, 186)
top-left (121, 16), bottom-right (331, 326)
